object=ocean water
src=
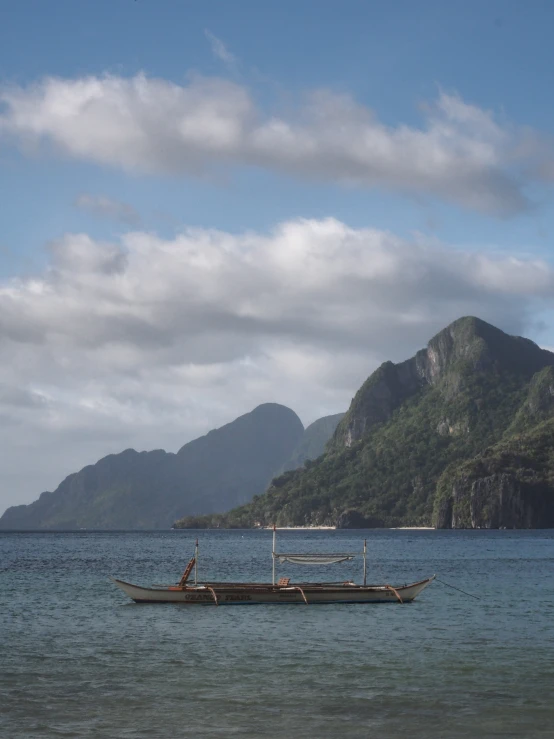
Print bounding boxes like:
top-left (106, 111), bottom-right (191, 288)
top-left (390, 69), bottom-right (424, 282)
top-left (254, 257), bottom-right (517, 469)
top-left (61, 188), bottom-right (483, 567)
top-left (1, 529), bottom-right (554, 738)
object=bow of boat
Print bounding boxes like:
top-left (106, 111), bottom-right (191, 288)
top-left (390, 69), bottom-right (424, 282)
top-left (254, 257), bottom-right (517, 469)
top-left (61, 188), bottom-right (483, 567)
top-left (396, 574), bottom-right (436, 601)
top-left (110, 577), bottom-right (163, 601)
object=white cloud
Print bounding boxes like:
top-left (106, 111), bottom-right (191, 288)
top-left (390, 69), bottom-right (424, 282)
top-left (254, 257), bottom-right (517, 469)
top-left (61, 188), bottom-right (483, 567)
top-left (1, 217), bottom-right (553, 510)
top-left (75, 193), bottom-right (141, 226)
top-left (0, 73), bottom-right (545, 214)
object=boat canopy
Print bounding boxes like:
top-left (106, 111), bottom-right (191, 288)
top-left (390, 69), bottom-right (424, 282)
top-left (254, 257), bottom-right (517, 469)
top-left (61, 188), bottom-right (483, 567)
top-left (276, 553), bottom-right (356, 565)
top-left (271, 526), bottom-right (368, 585)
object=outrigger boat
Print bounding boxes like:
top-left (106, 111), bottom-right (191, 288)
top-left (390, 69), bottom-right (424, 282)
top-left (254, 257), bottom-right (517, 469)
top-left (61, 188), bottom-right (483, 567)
top-left (111, 527), bottom-right (435, 606)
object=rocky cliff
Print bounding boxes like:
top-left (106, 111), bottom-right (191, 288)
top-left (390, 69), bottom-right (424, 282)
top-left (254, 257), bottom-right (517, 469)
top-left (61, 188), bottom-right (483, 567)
top-left (332, 317), bottom-right (553, 450)
top-left (434, 414), bottom-right (554, 529)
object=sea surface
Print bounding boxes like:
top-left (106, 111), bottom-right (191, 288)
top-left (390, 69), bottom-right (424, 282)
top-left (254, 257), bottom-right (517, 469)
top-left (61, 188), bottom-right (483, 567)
top-left (1, 529), bottom-right (554, 738)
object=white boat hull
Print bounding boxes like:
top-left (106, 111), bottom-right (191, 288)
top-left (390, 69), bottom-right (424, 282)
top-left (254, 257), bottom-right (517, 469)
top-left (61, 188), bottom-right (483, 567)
top-left (111, 576), bottom-right (435, 605)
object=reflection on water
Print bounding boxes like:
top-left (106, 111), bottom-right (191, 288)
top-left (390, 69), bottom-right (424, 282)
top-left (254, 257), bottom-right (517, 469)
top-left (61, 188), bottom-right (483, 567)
top-left (1, 529), bottom-right (554, 738)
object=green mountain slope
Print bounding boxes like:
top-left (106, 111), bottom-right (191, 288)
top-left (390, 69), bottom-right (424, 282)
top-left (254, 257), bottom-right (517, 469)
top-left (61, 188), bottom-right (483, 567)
top-left (0, 403), bottom-right (304, 530)
top-left (434, 368), bottom-right (554, 528)
top-left (173, 318), bottom-right (554, 530)
top-left (281, 413), bottom-right (345, 471)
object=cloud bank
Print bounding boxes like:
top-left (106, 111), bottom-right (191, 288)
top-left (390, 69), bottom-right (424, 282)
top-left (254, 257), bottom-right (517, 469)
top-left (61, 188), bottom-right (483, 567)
top-left (0, 73), bottom-right (543, 215)
top-left (1, 217), bottom-right (552, 508)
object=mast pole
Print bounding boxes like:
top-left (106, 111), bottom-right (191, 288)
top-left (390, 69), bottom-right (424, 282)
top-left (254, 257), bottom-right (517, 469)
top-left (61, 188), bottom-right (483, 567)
top-left (272, 524), bottom-right (276, 586)
top-left (363, 539), bottom-right (367, 587)
top-left (195, 538), bottom-right (199, 585)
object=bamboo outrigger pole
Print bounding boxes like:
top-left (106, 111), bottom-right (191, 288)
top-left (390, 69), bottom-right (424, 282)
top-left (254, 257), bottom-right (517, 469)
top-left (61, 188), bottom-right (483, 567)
top-left (194, 538), bottom-right (199, 585)
top-left (272, 524), bottom-right (276, 586)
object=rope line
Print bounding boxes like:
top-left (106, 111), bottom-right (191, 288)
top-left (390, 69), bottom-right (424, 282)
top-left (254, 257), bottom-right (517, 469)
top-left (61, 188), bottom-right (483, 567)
top-left (385, 584), bottom-right (404, 604)
top-left (207, 586), bottom-right (219, 606)
top-left (436, 578), bottom-right (481, 600)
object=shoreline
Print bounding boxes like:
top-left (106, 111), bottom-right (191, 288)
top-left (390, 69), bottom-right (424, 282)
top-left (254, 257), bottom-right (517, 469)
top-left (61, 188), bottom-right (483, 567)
top-left (261, 525), bottom-right (435, 531)
top-left (263, 525), bottom-right (336, 530)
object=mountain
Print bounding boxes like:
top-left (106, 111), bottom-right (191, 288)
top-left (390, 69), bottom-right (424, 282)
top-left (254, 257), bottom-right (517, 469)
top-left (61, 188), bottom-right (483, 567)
top-left (281, 413), bottom-right (345, 471)
top-left (0, 403), bottom-right (304, 530)
top-left (173, 318), bottom-right (554, 530)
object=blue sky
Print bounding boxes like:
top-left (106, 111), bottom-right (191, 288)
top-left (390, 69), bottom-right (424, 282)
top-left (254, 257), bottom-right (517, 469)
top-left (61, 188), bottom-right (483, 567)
top-left (2, 0), bottom-right (554, 508)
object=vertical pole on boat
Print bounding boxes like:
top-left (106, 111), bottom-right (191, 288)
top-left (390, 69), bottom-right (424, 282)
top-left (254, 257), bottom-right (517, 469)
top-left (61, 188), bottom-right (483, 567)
top-left (272, 524), bottom-right (276, 586)
top-left (194, 538), bottom-right (198, 585)
top-left (363, 539), bottom-right (367, 587)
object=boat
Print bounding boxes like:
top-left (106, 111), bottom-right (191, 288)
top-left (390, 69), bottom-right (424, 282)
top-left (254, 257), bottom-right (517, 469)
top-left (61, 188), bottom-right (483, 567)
top-left (111, 527), bottom-right (435, 606)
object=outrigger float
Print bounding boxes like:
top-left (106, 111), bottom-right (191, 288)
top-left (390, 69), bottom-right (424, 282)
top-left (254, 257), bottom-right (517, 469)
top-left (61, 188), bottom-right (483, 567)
top-left (111, 527), bottom-right (435, 606)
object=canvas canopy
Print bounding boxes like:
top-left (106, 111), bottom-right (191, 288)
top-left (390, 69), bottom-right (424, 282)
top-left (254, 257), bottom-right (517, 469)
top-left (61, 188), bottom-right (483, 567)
top-left (275, 553), bottom-right (356, 565)
top-left (270, 527), bottom-right (367, 586)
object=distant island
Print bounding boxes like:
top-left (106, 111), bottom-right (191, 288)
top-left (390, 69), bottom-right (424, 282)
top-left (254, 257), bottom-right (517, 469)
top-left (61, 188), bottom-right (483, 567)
top-left (3, 316), bottom-right (554, 531)
top-left (173, 317), bottom-right (554, 530)
top-left (0, 403), bottom-right (343, 530)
